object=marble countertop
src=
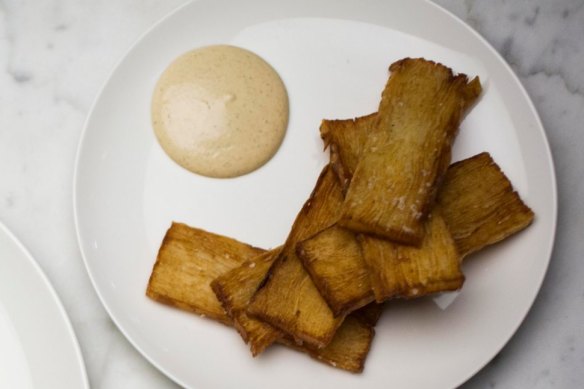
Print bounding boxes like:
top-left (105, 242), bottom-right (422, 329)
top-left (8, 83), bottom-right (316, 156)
top-left (0, 1), bottom-right (582, 388)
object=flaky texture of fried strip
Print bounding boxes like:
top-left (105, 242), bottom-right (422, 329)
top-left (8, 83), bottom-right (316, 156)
top-left (299, 217), bottom-right (463, 309)
top-left (340, 58), bottom-right (482, 245)
top-left (247, 166), bottom-right (347, 348)
top-left (279, 315), bottom-right (374, 374)
top-left (297, 225), bottom-right (374, 317)
top-left (213, 244), bottom-right (380, 370)
top-left (359, 209), bottom-right (464, 302)
top-left (320, 117), bottom-right (532, 256)
top-left (147, 224), bottom-right (376, 372)
top-left (300, 153), bottom-right (534, 310)
top-left (146, 222), bottom-right (263, 324)
top-left (320, 113), bottom-right (376, 192)
top-left (437, 152), bottom-right (534, 257)
top-left (312, 121), bottom-right (534, 311)
top-left (211, 248), bottom-right (283, 356)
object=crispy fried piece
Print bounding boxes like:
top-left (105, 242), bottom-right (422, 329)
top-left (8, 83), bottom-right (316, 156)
top-left (340, 58), bottom-right (482, 245)
top-left (299, 216), bottom-right (463, 308)
top-left (359, 209), bottom-right (464, 302)
top-left (301, 154), bottom-right (533, 308)
top-left (280, 315), bottom-right (374, 373)
top-left (146, 222), bottom-right (263, 324)
top-left (320, 113), bottom-right (376, 192)
top-left (211, 248), bottom-right (283, 356)
top-left (147, 226), bottom-right (375, 372)
top-left (247, 166), bottom-right (347, 348)
top-left (308, 316), bottom-right (374, 373)
top-left (320, 117), bottom-right (534, 256)
top-left (249, 253), bottom-right (345, 347)
top-left (437, 152), bottom-right (535, 257)
top-left (297, 225), bottom-right (374, 316)
top-left (212, 242), bottom-right (379, 368)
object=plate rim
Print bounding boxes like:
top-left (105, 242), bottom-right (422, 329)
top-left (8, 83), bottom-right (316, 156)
top-left (73, 1), bottom-right (197, 387)
top-left (72, 0), bottom-right (558, 388)
top-left (424, 0), bottom-right (558, 386)
top-left (0, 221), bottom-right (90, 389)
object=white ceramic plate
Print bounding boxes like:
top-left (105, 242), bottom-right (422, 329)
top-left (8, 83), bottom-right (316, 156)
top-left (0, 222), bottom-right (88, 389)
top-left (74, 0), bottom-right (556, 388)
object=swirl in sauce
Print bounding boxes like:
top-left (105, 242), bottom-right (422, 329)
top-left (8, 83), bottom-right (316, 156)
top-left (151, 45), bottom-right (289, 178)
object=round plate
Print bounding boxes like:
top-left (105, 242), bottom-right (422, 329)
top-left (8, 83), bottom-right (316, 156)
top-left (0, 222), bottom-right (88, 389)
top-left (73, 0), bottom-right (556, 388)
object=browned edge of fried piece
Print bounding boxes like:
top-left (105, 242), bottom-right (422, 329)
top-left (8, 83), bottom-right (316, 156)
top-left (359, 209), bottom-right (464, 303)
top-left (279, 315), bottom-right (375, 374)
top-left (438, 152), bottom-right (535, 257)
top-left (352, 303), bottom-right (384, 327)
top-left (146, 222), bottom-right (264, 324)
top-left (147, 222), bottom-right (377, 372)
top-left (297, 225), bottom-right (374, 317)
top-left (212, 243), bottom-right (380, 370)
top-left (247, 165), bottom-right (347, 348)
top-left (340, 58), bottom-right (482, 245)
top-left (321, 77), bottom-right (480, 192)
top-left (303, 154), bottom-right (534, 308)
top-left (321, 112), bottom-right (534, 259)
top-left (211, 248), bottom-right (283, 356)
top-left (320, 113), bottom-right (377, 192)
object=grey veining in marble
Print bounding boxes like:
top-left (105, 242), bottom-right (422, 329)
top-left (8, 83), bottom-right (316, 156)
top-left (0, 1), bottom-right (186, 388)
top-left (0, 1), bottom-right (583, 388)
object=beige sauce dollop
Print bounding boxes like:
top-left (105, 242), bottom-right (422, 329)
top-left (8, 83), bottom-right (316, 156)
top-left (151, 45), bottom-right (288, 178)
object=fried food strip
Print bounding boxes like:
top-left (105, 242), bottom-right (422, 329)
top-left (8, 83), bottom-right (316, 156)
top-left (280, 315), bottom-right (374, 373)
top-left (321, 117), bottom-right (533, 254)
top-left (340, 58), bottom-right (482, 245)
top-left (437, 152), bottom-right (535, 257)
top-left (359, 209), bottom-right (464, 302)
top-left (319, 113), bottom-right (376, 192)
top-left (213, 241), bottom-right (383, 356)
top-left (212, 248), bottom-right (283, 356)
top-left (147, 225), bottom-right (375, 372)
top-left (301, 150), bottom-right (533, 309)
top-left (247, 166), bottom-right (347, 348)
top-left (299, 215), bottom-right (463, 309)
top-left (212, 244), bottom-right (379, 371)
top-left (299, 213), bottom-right (462, 307)
top-left (312, 116), bottom-right (533, 310)
top-left (296, 225), bottom-right (373, 316)
top-left (146, 222), bottom-right (263, 324)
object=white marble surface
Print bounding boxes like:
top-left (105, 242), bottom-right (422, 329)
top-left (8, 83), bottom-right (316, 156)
top-left (0, 1), bottom-right (582, 388)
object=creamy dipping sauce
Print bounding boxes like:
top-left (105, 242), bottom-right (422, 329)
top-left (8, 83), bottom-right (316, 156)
top-left (151, 45), bottom-right (289, 178)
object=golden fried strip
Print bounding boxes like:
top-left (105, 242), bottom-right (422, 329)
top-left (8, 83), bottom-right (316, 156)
top-left (340, 58), bottom-right (482, 245)
top-left (359, 209), bottom-right (464, 302)
top-left (301, 153), bottom-right (533, 310)
top-left (321, 116), bottom-right (533, 255)
top-left (213, 244), bottom-right (380, 371)
top-left (280, 315), bottom-right (374, 374)
top-left (299, 218), bottom-right (463, 309)
top-left (310, 115), bottom-right (533, 312)
top-left (437, 152), bottom-right (535, 257)
top-left (319, 113), bottom-right (376, 192)
top-left (297, 225), bottom-right (373, 316)
top-left (147, 224), bottom-right (375, 372)
top-left (146, 222), bottom-right (263, 324)
top-left (211, 248), bottom-right (283, 356)
top-left (247, 166), bottom-right (347, 348)
top-left (214, 248), bottom-right (381, 370)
